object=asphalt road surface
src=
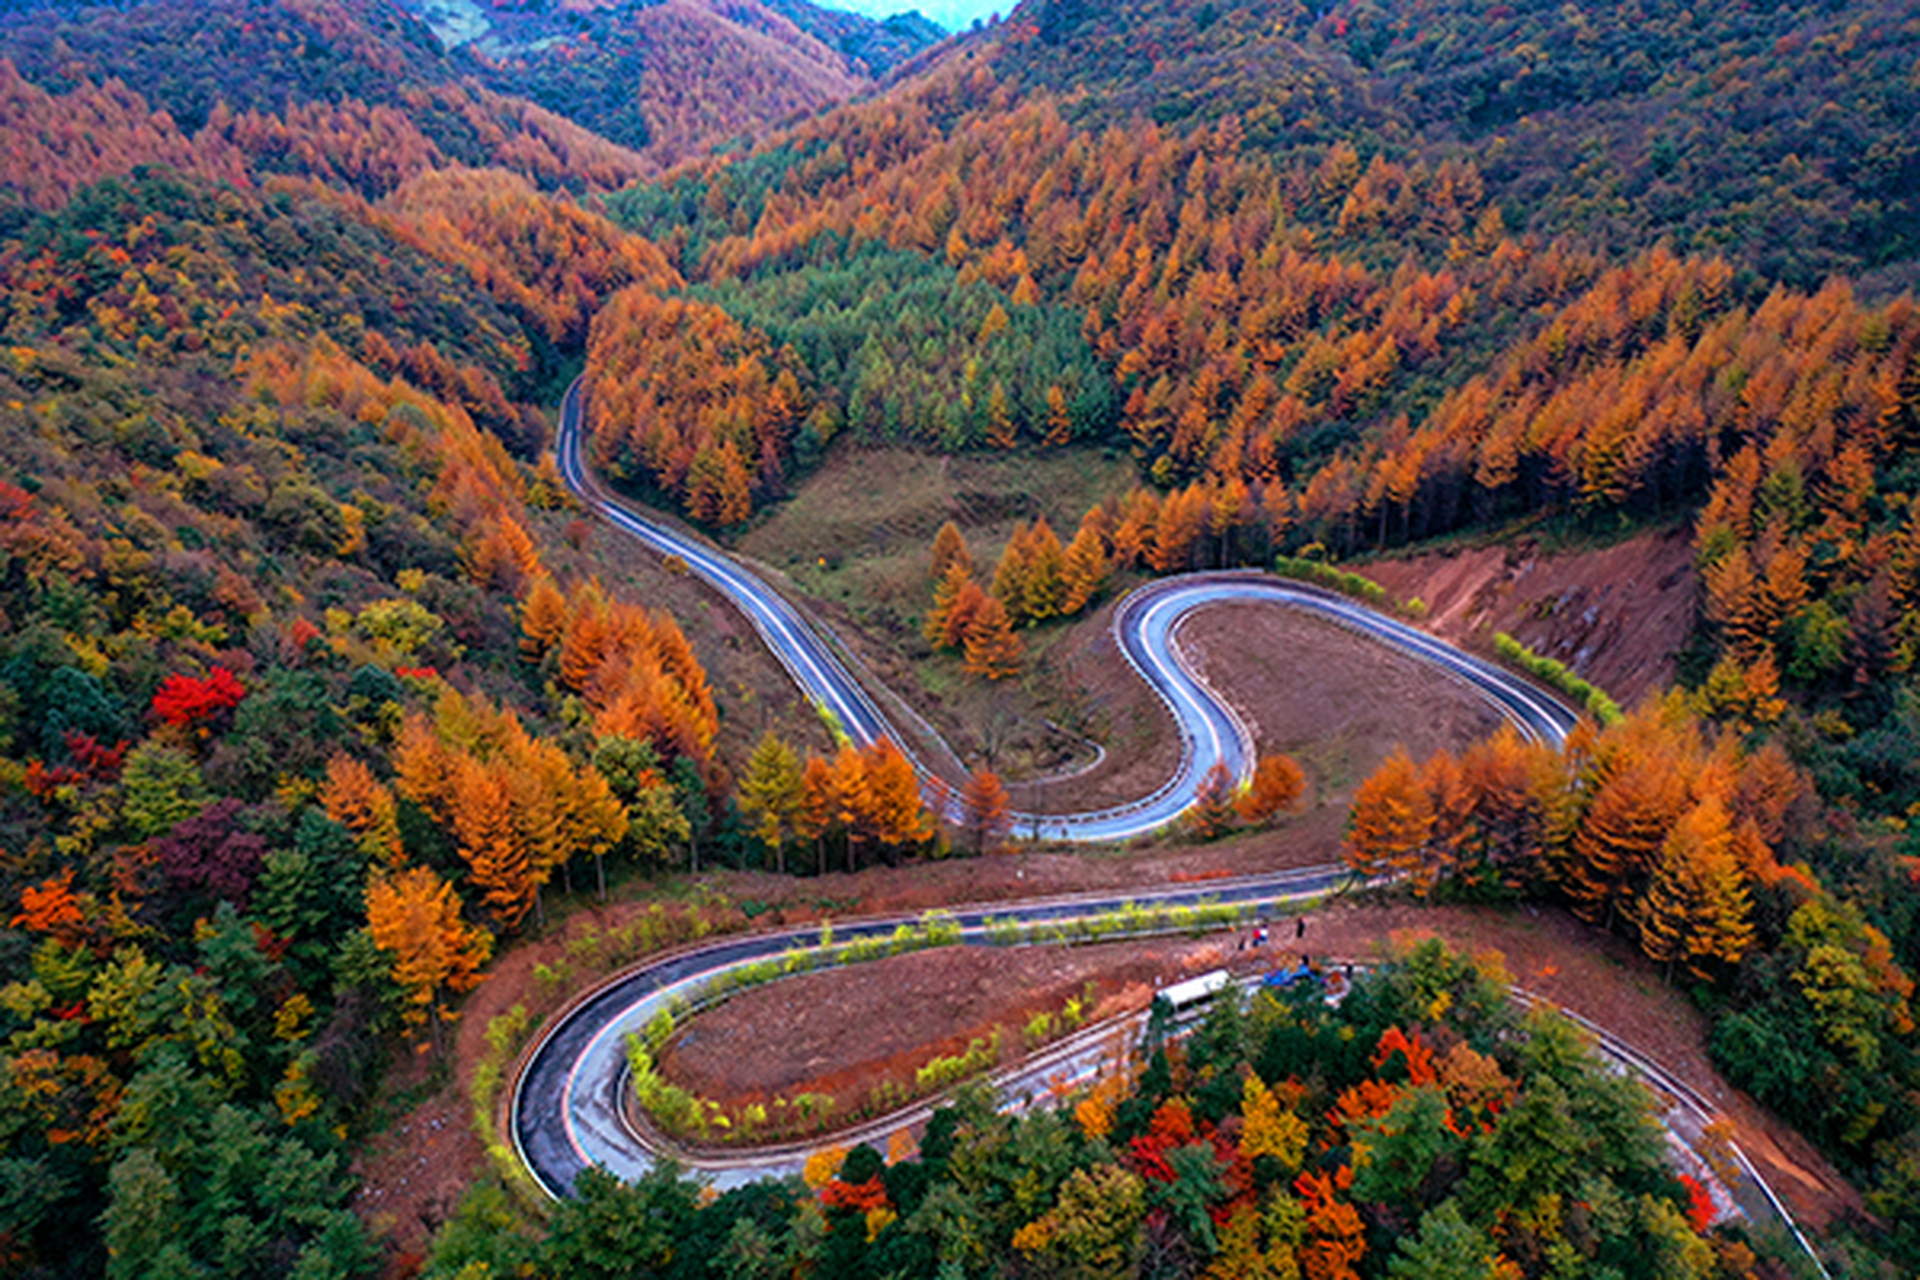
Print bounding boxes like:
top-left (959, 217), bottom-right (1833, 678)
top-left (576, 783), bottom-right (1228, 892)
top-left (518, 383), bottom-right (1824, 1271)
top-left (556, 380), bottom-right (1579, 841)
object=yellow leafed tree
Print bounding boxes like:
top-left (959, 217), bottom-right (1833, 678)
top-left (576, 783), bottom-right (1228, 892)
top-left (1241, 1072), bottom-right (1309, 1171)
top-left (1635, 796), bottom-right (1756, 976)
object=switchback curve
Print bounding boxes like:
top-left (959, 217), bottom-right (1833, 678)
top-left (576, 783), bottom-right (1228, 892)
top-left (516, 384), bottom-right (1825, 1273)
top-left (555, 379), bottom-right (1579, 840)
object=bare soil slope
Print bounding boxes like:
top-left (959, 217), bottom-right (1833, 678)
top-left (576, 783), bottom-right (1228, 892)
top-left (1360, 526), bottom-right (1698, 709)
top-left (1179, 604), bottom-right (1504, 811)
top-left (657, 939), bottom-right (1199, 1111)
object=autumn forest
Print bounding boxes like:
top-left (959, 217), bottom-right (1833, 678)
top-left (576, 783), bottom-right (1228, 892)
top-left (2, 0), bottom-right (1919, 1276)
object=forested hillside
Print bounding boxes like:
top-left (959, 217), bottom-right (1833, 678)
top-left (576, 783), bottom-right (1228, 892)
top-left (1, 0), bottom-right (1919, 1275)
top-left (0, 0), bottom-right (941, 188)
top-left (585, 0), bottom-right (1920, 1267)
top-left (0, 4), bottom-right (741, 1271)
top-left (0, 150), bottom-right (745, 1271)
top-left (996, 0), bottom-right (1920, 290)
top-left (448, 0), bottom-right (883, 164)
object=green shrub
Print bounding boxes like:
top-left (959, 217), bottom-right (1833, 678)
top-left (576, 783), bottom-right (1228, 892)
top-left (1273, 555), bottom-right (1389, 607)
top-left (1493, 632), bottom-right (1623, 725)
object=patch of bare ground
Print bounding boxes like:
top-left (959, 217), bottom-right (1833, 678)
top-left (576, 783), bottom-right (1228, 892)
top-left (1177, 604), bottom-right (1504, 812)
top-left (350, 1066), bottom-right (478, 1268)
top-left (655, 939), bottom-right (1219, 1116)
top-left (735, 446), bottom-right (1134, 629)
top-left (1358, 525), bottom-right (1698, 709)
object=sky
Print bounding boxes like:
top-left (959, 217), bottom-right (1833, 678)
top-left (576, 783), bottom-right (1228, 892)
top-left (831, 0), bottom-right (1011, 34)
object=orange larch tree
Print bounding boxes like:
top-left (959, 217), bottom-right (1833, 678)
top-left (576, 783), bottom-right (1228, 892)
top-left (958, 767), bottom-right (1013, 855)
top-left (558, 581), bottom-right (615, 690)
top-left (1186, 761), bottom-right (1239, 840)
top-left (994, 518), bottom-right (1067, 625)
top-left (320, 753), bottom-right (404, 867)
top-left (1634, 796), bottom-right (1755, 977)
top-left (1344, 747), bottom-right (1437, 891)
top-left (929, 520), bottom-right (972, 586)
top-left (963, 594), bottom-right (1024, 681)
top-left (990, 524), bottom-right (1035, 624)
top-left (1561, 756), bottom-right (1687, 929)
top-left (391, 712), bottom-right (458, 826)
top-left (830, 744), bottom-right (873, 872)
top-left (1454, 726), bottom-right (1557, 890)
top-left (519, 574), bottom-right (570, 659)
top-left (853, 739), bottom-right (929, 862)
top-left (451, 757), bottom-right (537, 933)
top-left (1237, 753), bottom-right (1306, 826)
top-left (925, 561), bottom-right (977, 649)
top-left (938, 577), bottom-right (992, 652)
top-left (1060, 512), bottom-right (1111, 616)
top-left (1420, 747), bottom-right (1476, 888)
top-left (365, 865), bottom-right (492, 1054)
top-left (797, 754), bottom-right (841, 874)
top-left (1043, 383), bottom-right (1074, 446)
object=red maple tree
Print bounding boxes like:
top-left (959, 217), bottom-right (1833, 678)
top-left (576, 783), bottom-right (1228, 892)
top-left (151, 667), bottom-right (247, 727)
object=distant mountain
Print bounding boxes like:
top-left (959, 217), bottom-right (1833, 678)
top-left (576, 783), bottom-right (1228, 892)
top-left (0, 0), bottom-right (457, 132)
top-left (0, 0), bottom-right (654, 205)
top-left (389, 0), bottom-right (945, 159)
top-left (992, 0), bottom-right (1920, 291)
top-left (757, 0), bottom-right (945, 75)
top-left (0, 0), bottom-right (943, 178)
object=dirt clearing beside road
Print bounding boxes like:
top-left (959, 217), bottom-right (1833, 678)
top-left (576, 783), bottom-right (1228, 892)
top-left (1177, 603), bottom-right (1505, 813)
top-left (1360, 526), bottom-right (1697, 709)
top-left (656, 938), bottom-right (1220, 1116)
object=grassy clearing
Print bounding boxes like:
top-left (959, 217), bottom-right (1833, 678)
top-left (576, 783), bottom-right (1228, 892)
top-left (738, 444), bottom-right (1136, 779)
top-left (739, 444), bottom-right (1135, 627)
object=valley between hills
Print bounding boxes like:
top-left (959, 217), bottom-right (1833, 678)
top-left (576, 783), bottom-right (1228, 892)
top-left (1, 0), bottom-right (1918, 1277)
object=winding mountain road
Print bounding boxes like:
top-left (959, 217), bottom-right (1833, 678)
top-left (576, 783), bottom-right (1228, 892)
top-left (511, 867), bottom-right (1343, 1198)
top-left (515, 383), bottom-right (1828, 1270)
top-left (516, 382), bottom-right (1583, 1188)
top-left (555, 381), bottom-right (1578, 840)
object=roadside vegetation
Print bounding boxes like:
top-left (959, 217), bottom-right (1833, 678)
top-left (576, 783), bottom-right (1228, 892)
top-left (431, 939), bottom-right (1744, 1279)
